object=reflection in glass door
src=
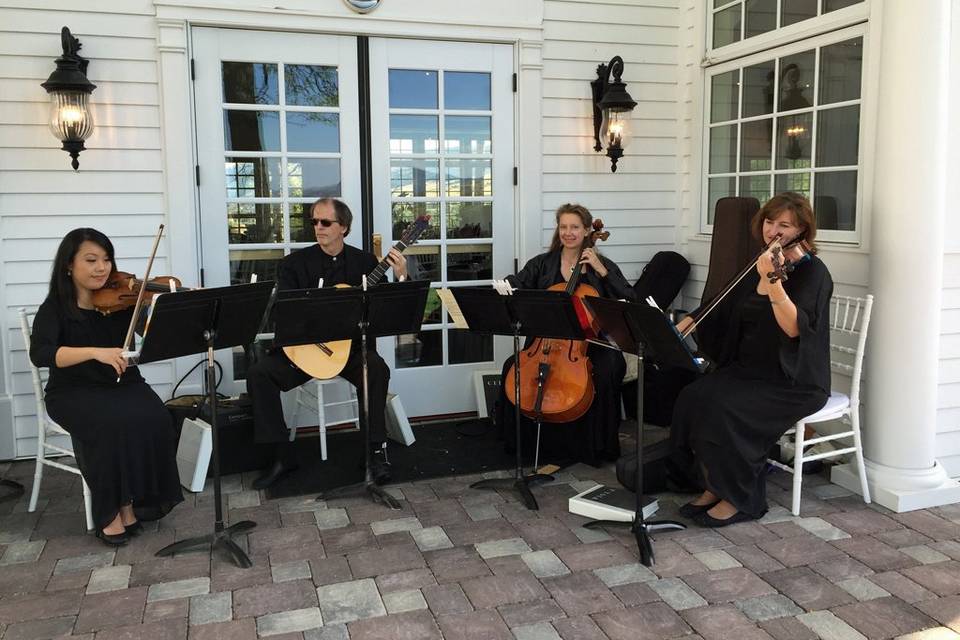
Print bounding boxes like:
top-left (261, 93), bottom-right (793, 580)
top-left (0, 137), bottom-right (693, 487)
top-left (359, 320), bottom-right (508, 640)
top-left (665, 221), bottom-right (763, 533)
top-left (192, 28), bottom-right (361, 390)
top-left (370, 39), bottom-right (515, 417)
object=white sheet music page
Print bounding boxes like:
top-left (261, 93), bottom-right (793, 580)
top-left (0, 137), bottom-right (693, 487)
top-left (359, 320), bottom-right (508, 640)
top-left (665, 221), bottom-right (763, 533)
top-left (437, 289), bottom-right (469, 329)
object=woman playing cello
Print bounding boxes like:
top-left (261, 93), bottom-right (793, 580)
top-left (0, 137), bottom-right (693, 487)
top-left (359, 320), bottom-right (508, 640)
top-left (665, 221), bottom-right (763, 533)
top-left (29, 228), bottom-right (183, 545)
top-left (671, 192), bottom-right (832, 527)
top-left (495, 203), bottom-right (637, 466)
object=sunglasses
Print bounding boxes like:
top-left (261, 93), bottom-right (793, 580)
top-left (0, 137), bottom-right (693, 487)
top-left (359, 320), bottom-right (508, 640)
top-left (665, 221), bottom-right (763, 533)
top-left (310, 218), bottom-right (338, 227)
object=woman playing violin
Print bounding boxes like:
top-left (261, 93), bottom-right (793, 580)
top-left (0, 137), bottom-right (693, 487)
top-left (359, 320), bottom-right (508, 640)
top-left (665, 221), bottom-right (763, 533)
top-left (495, 203), bottom-right (637, 465)
top-left (29, 228), bottom-right (183, 546)
top-left (671, 192), bottom-right (832, 527)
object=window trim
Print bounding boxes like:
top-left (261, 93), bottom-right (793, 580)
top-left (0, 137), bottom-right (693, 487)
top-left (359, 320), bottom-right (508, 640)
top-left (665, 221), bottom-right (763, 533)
top-left (700, 22), bottom-right (870, 244)
top-left (707, 0), bottom-right (869, 63)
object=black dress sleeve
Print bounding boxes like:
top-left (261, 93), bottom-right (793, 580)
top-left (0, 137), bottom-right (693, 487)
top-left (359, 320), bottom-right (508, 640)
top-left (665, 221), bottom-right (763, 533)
top-left (506, 252), bottom-right (551, 290)
top-left (779, 257), bottom-right (833, 392)
top-left (597, 256), bottom-right (637, 302)
top-left (29, 298), bottom-right (61, 368)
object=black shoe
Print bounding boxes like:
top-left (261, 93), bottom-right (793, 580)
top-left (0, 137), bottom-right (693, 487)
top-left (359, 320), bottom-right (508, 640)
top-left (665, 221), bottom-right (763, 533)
top-left (678, 499), bottom-right (720, 519)
top-left (123, 520), bottom-right (143, 536)
top-left (252, 459), bottom-right (299, 490)
top-left (96, 528), bottom-right (129, 546)
top-left (693, 509), bottom-right (757, 528)
top-left (370, 449), bottom-right (392, 486)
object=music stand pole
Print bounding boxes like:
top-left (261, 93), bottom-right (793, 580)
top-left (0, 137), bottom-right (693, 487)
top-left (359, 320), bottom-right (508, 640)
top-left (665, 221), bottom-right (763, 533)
top-left (156, 326), bottom-right (256, 567)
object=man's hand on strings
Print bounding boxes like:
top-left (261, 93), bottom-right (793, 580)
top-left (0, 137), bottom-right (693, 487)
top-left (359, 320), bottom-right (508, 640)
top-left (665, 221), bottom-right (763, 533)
top-left (386, 248), bottom-right (408, 279)
top-left (579, 248), bottom-right (608, 278)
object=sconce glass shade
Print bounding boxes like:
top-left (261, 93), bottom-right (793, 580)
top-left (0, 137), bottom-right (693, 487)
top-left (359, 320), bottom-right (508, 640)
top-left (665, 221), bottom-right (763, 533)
top-left (600, 108), bottom-right (630, 151)
top-left (48, 91), bottom-right (94, 166)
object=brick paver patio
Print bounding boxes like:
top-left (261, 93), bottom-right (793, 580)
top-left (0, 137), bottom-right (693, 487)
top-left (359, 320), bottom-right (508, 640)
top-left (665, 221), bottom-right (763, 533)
top-left (1, 437), bottom-right (959, 639)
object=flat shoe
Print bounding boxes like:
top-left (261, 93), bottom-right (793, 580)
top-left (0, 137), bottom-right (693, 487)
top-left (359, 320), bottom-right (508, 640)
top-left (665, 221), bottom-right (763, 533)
top-left (693, 509), bottom-right (756, 528)
top-left (124, 520), bottom-right (143, 536)
top-left (96, 528), bottom-right (129, 546)
top-left (678, 500), bottom-right (720, 519)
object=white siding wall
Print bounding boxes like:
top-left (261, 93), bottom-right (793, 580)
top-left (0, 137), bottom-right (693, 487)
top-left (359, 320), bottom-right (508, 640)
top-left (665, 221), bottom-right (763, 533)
top-left (941, 255), bottom-right (960, 476)
top-left (541, 0), bottom-right (680, 283)
top-left (0, 2), bottom-right (174, 459)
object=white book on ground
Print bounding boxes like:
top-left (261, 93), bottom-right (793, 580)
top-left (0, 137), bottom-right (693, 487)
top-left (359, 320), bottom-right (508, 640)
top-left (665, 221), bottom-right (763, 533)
top-left (568, 484), bottom-right (659, 522)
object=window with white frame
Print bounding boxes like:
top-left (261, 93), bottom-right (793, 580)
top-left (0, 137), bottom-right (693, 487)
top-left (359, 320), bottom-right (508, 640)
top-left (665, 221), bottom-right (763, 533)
top-left (703, 25), bottom-right (865, 240)
top-left (711, 0), bottom-right (864, 49)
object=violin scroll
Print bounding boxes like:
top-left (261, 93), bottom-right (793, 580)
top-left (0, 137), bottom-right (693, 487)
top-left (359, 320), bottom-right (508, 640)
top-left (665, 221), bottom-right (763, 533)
top-left (766, 238), bottom-right (813, 283)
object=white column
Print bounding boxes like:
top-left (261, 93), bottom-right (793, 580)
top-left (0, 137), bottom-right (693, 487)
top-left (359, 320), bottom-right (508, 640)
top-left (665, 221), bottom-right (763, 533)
top-left (831, 0), bottom-right (960, 511)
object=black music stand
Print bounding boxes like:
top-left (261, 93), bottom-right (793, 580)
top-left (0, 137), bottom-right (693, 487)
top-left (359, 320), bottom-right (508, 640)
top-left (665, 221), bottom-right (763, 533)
top-left (273, 280), bottom-right (430, 510)
top-left (148, 282), bottom-right (274, 568)
top-left (582, 296), bottom-right (701, 565)
top-left (452, 287), bottom-right (586, 511)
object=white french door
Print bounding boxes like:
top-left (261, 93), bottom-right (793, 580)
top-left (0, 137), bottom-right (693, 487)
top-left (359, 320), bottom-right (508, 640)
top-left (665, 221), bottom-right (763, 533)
top-left (192, 28), bottom-right (361, 391)
top-left (191, 29), bottom-right (515, 414)
top-left (369, 39), bottom-right (515, 417)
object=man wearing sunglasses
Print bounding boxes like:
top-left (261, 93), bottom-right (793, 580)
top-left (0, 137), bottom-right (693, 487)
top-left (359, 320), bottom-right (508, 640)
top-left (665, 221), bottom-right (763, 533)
top-left (246, 197), bottom-right (408, 490)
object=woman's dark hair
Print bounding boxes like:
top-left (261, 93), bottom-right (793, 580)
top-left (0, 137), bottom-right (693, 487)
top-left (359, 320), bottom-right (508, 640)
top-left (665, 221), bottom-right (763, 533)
top-left (49, 228), bottom-right (117, 318)
top-left (313, 197), bottom-right (353, 237)
top-left (549, 203), bottom-right (594, 253)
top-left (750, 192), bottom-right (819, 254)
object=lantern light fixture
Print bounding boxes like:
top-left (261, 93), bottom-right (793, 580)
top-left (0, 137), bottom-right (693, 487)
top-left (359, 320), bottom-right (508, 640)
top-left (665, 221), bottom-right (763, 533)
top-left (41, 27), bottom-right (96, 171)
top-left (591, 56), bottom-right (637, 173)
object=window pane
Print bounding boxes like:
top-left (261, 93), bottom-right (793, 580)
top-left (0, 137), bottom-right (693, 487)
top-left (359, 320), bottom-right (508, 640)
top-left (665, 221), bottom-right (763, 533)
top-left (222, 62), bottom-right (278, 104)
top-left (824, 0), bottom-right (863, 11)
top-left (775, 172), bottom-right (811, 198)
top-left (707, 176), bottom-right (736, 224)
top-left (444, 72), bottom-right (491, 110)
top-left (776, 112), bottom-right (812, 169)
top-left (781, 0), bottom-right (817, 27)
top-left (225, 157), bottom-right (282, 198)
top-left (710, 70), bottom-right (739, 123)
top-left (288, 159), bottom-right (340, 198)
top-left (745, 0), bottom-right (776, 38)
top-left (392, 202), bottom-right (440, 241)
top-left (403, 245), bottom-right (441, 283)
top-left (713, 4), bottom-right (742, 48)
top-left (778, 51), bottom-right (815, 111)
top-left (389, 70), bottom-right (438, 109)
top-left (740, 119), bottom-right (772, 171)
top-left (709, 124), bottom-right (738, 173)
top-left (815, 170), bottom-right (857, 230)
top-left (444, 116), bottom-right (491, 154)
top-left (447, 244), bottom-right (493, 281)
top-left (449, 329), bottom-right (493, 364)
top-left (229, 248), bottom-right (282, 286)
top-left (290, 203), bottom-right (316, 243)
top-left (447, 202), bottom-right (492, 239)
top-left (284, 64), bottom-right (338, 107)
top-left (391, 159), bottom-right (440, 198)
top-left (395, 329), bottom-right (442, 369)
top-left (816, 105), bottom-right (859, 167)
top-left (227, 203), bottom-right (283, 243)
top-left (446, 159), bottom-right (492, 197)
top-left (223, 110), bottom-right (280, 152)
top-left (390, 115), bottom-right (439, 154)
top-left (742, 61), bottom-right (775, 118)
top-left (286, 112), bottom-right (339, 153)
top-left (819, 38), bottom-right (863, 105)
top-left (740, 174), bottom-right (770, 202)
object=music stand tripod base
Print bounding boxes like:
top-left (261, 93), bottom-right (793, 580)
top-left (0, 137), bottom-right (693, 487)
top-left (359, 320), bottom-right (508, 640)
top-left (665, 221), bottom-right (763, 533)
top-left (155, 520), bottom-right (257, 568)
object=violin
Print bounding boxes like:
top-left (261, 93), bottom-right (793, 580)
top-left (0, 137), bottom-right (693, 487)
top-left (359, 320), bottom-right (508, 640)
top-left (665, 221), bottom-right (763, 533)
top-left (92, 271), bottom-right (184, 315)
top-left (504, 219), bottom-right (610, 424)
top-left (767, 238), bottom-right (812, 283)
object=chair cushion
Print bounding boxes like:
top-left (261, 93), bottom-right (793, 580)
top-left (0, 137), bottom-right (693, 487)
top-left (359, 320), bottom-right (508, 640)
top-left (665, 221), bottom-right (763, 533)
top-left (802, 391), bottom-right (849, 423)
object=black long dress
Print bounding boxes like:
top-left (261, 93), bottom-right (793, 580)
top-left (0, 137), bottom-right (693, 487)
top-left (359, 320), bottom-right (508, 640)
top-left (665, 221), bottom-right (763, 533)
top-left (670, 256), bottom-right (832, 518)
top-left (495, 250), bottom-right (637, 466)
top-left (29, 298), bottom-right (183, 530)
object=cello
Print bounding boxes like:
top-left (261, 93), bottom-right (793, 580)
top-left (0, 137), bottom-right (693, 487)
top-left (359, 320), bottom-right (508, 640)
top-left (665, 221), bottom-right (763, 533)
top-left (504, 220), bottom-right (610, 423)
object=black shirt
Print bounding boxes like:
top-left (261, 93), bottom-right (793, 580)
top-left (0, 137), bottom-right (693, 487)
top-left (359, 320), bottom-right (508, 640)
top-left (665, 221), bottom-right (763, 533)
top-left (30, 298), bottom-right (145, 393)
top-left (278, 243), bottom-right (380, 291)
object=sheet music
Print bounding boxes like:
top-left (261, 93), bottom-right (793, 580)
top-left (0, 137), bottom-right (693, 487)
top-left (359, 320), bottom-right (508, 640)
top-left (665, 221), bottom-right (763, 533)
top-left (437, 288), bottom-right (469, 329)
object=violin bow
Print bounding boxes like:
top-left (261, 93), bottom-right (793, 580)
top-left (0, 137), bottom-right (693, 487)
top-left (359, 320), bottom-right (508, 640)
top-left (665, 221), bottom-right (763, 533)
top-left (118, 224), bottom-right (165, 377)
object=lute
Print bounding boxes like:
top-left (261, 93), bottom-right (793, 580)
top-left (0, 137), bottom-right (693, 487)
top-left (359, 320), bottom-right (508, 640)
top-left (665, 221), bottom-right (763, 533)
top-left (282, 215), bottom-right (431, 379)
